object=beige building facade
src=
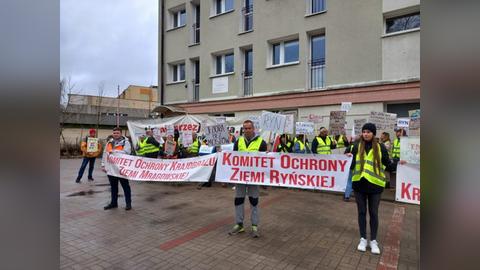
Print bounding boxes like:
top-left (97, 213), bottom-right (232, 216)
top-left (159, 0), bottom-right (420, 129)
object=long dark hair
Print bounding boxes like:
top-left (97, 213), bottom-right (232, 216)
top-left (358, 134), bottom-right (382, 175)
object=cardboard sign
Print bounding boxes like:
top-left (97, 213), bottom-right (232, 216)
top-left (295, 122), bottom-right (315, 135)
top-left (204, 124), bottom-right (230, 146)
top-left (341, 102), bottom-right (352, 112)
top-left (260, 111), bottom-right (286, 133)
top-left (212, 76), bottom-right (228, 94)
top-left (400, 137), bottom-right (420, 164)
top-left (216, 151), bottom-right (352, 191)
top-left (284, 114), bottom-right (295, 134)
top-left (408, 109), bottom-right (420, 136)
top-left (329, 111), bottom-right (347, 136)
top-left (164, 140), bottom-right (176, 156)
top-left (395, 164), bottom-right (420, 205)
top-left (181, 130), bottom-right (193, 147)
top-left (354, 119), bottom-right (367, 136)
top-left (86, 137), bottom-right (99, 153)
top-left (368, 111), bottom-right (397, 136)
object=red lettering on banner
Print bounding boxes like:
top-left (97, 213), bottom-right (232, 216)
top-left (338, 160), bottom-right (347, 172)
top-left (401, 182), bottom-right (420, 201)
top-left (119, 167), bottom-right (138, 178)
top-left (279, 155), bottom-right (347, 171)
top-left (230, 168), bottom-right (264, 183)
top-left (231, 167), bottom-right (240, 181)
top-left (270, 170), bottom-right (280, 184)
top-left (223, 152), bottom-right (232, 165)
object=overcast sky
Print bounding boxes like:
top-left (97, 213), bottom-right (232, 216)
top-left (61, 0), bottom-right (158, 97)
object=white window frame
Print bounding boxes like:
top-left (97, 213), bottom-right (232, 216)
top-left (306, 0), bottom-right (326, 16)
top-left (212, 0), bottom-right (234, 16)
top-left (173, 9), bottom-right (186, 28)
top-left (171, 63), bottom-right (186, 83)
top-left (212, 52), bottom-right (234, 76)
top-left (269, 39), bottom-right (299, 67)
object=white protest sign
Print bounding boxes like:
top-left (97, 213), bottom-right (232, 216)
top-left (86, 137), bottom-right (99, 153)
top-left (354, 119), bottom-right (367, 136)
top-left (215, 116), bottom-right (226, 124)
top-left (395, 163), bottom-right (420, 205)
top-left (260, 111), bottom-right (286, 133)
top-left (204, 124), bottom-right (230, 146)
top-left (295, 122), bottom-right (315, 135)
top-left (400, 137), bottom-right (420, 164)
top-left (212, 76), bottom-right (228, 94)
top-left (341, 102), bottom-right (352, 112)
top-left (105, 152), bottom-right (216, 182)
top-left (152, 128), bottom-right (164, 143)
top-left (247, 115), bottom-right (261, 132)
top-left (284, 114), bottom-right (295, 134)
top-left (408, 109), bottom-right (420, 136)
top-left (199, 145), bottom-right (215, 155)
top-left (220, 144), bottom-right (234, 151)
top-left (181, 130), bottom-right (193, 147)
top-left (164, 140), bottom-right (176, 156)
top-left (369, 111), bottom-right (397, 136)
top-left (397, 118), bottom-right (410, 128)
top-left (166, 125), bottom-right (175, 137)
top-left (329, 111), bottom-right (347, 136)
top-left (216, 151), bottom-right (352, 191)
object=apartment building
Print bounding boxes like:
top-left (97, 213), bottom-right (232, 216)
top-left (158, 0), bottom-right (420, 131)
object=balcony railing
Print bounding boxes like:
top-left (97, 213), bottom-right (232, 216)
top-left (240, 5), bottom-right (253, 32)
top-left (308, 58), bottom-right (325, 90)
top-left (193, 81), bottom-right (200, 102)
top-left (191, 23), bottom-right (200, 45)
top-left (242, 71), bottom-right (253, 96)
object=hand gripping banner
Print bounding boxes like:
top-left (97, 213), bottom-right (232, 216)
top-left (104, 152), bottom-right (217, 182)
top-left (215, 151), bottom-right (353, 192)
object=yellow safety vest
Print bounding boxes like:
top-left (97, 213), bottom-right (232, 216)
top-left (137, 137), bottom-right (160, 155)
top-left (294, 138), bottom-right (305, 152)
top-left (277, 141), bottom-right (293, 153)
top-left (337, 136), bottom-right (346, 148)
top-left (392, 138), bottom-right (400, 159)
top-left (188, 139), bottom-right (201, 154)
top-left (238, 136), bottom-right (263, 152)
top-left (316, 136), bottom-right (332, 154)
top-left (352, 147), bottom-right (386, 187)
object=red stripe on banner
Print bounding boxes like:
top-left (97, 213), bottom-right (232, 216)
top-left (377, 206), bottom-right (406, 270)
top-left (159, 194), bottom-right (287, 251)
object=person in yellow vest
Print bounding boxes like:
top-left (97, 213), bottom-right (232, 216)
top-left (275, 134), bottom-right (293, 153)
top-left (101, 127), bottom-right (132, 211)
top-left (294, 134), bottom-right (308, 154)
top-left (311, 127), bottom-right (337, 154)
top-left (76, 129), bottom-right (103, 183)
top-left (135, 128), bottom-right (161, 158)
top-left (346, 123), bottom-right (404, 254)
top-left (228, 120), bottom-right (267, 238)
top-left (187, 132), bottom-right (201, 157)
top-left (335, 134), bottom-right (350, 149)
top-left (392, 128), bottom-right (406, 162)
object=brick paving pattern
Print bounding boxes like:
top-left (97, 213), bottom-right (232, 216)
top-left (61, 159), bottom-right (419, 270)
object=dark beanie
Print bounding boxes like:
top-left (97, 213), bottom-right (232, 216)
top-left (362, 123), bottom-right (376, 136)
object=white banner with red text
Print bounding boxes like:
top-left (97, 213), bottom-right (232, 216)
top-left (104, 152), bottom-right (216, 182)
top-left (215, 151), bottom-right (353, 191)
top-left (395, 163), bottom-right (420, 205)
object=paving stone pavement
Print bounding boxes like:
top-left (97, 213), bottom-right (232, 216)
top-left (61, 158), bottom-right (420, 270)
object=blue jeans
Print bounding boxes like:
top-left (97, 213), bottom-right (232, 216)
top-left (77, 157), bottom-right (96, 180)
top-left (344, 170), bottom-right (353, 198)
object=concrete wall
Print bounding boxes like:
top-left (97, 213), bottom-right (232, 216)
top-left (120, 86), bottom-right (158, 102)
top-left (382, 30), bottom-right (420, 80)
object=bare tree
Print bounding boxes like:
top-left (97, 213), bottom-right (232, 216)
top-left (59, 76), bottom-right (79, 145)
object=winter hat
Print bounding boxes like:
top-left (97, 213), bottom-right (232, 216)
top-left (89, 129), bottom-right (96, 135)
top-left (361, 123), bottom-right (376, 136)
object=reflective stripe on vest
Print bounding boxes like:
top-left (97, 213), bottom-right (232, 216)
top-left (238, 136), bottom-right (262, 152)
top-left (392, 138), bottom-right (400, 158)
top-left (106, 140), bottom-right (125, 153)
top-left (188, 139), bottom-right (200, 154)
top-left (316, 136), bottom-right (332, 154)
top-left (277, 141), bottom-right (292, 153)
top-left (352, 147), bottom-right (386, 188)
top-left (138, 137), bottom-right (160, 155)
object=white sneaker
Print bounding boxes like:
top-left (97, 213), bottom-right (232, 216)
top-left (357, 238), bottom-right (368, 252)
top-left (370, 240), bottom-right (381, 254)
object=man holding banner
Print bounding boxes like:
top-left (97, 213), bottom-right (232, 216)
top-left (228, 120), bottom-right (267, 238)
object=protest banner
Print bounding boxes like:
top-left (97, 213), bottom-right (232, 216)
top-left (284, 114), bottom-right (295, 134)
top-left (181, 130), bottom-right (193, 147)
top-left (400, 137), bottom-right (420, 164)
top-left (204, 124), bottom-right (230, 146)
top-left (215, 151), bottom-right (352, 191)
top-left (260, 111), bottom-right (286, 133)
top-left (87, 137), bottom-right (99, 153)
top-left (409, 109), bottom-right (420, 136)
top-left (329, 111), bottom-right (346, 136)
top-left (354, 119), bottom-right (367, 136)
top-left (104, 152), bottom-right (216, 182)
top-left (341, 102), bottom-right (352, 112)
top-left (369, 111), bottom-right (397, 136)
top-left (395, 163), bottom-right (420, 205)
top-left (295, 122), bottom-right (315, 135)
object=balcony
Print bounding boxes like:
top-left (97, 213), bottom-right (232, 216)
top-left (242, 71), bottom-right (253, 96)
top-left (190, 23), bottom-right (200, 45)
top-left (308, 58), bottom-right (325, 90)
top-left (240, 4), bottom-right (253, 33)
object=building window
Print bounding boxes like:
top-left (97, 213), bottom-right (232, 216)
top-left (309, 35), bottom-right (325, 89)
top-left (215, 0), bottom-right (234, 15)
top-left (172, 63), bottom-right (185, 82)
top-left (309, 0), bottom-right (326, 14)
top-left (271, 39), bottom-right (299, 66)
top-left (215, 53), bottom-right (234, 75)
top-left (386, 12), bottom-right (420, 34)
top-left (173, 9), bottom-right (186, 28)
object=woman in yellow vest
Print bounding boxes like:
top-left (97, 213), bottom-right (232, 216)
top-left (346, 123), bottom-right (403, 255)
